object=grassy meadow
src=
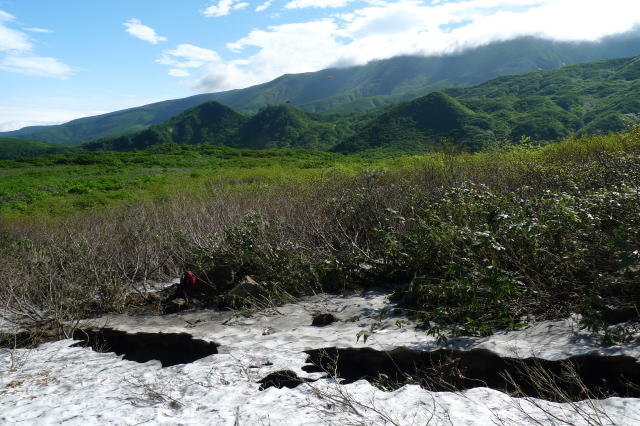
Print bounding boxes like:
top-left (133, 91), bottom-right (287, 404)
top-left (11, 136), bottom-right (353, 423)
top-left (1, 128), bottom-right (639, 344)
top-left (0, 146), bottom-right (372, 219)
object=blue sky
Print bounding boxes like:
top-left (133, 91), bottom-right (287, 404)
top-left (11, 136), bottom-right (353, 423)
top-left (1, 0), bottom-right (639, 131)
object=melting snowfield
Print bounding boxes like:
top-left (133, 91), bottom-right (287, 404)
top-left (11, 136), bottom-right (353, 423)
top-left (2, 293), bottom-right (640, 425)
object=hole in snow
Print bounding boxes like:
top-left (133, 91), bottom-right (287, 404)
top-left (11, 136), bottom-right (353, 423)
top-left (72, 328), bottom-right (219, 367)
top-left (302, 347), bottom-right (640, 401)
top-left (258, 370), bottom-right (316, 390)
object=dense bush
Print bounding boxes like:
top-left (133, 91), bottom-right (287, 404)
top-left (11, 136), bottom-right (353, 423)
top-left (1, 129), bottom-right (639, 342)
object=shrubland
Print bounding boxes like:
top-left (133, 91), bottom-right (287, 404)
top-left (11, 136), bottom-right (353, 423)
top-left (0, 137), bottom-right (71, 160)
top-left (1, 128), bottom-right (639, 344)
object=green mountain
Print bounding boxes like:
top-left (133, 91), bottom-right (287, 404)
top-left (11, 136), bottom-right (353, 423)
top-left (69, 54), bottom-right (640, 155)
top-left (235, 105), bottom-right (347, 150)
top-left (83, 102), bottom-right (362, 151)
top-left (83, 102), bottom-right (245, 151)
top-left (2, 94), bottom-right (224, 147)
top-left (3, 33), bottom-right (640, 145)
top-left (336, 56), bottom-right (640, 153)
top-left (450, 55), bottom-right (640, 139)
top-left (161, 101), bottom-right (247, 146)
top-left (0, 138), bottom-right (72, 160)
top-left (333, 92), bottom-right (493, 153)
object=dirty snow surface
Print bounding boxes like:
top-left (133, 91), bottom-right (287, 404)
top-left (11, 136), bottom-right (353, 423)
top-left (2, 292), bottom-right (640, 425)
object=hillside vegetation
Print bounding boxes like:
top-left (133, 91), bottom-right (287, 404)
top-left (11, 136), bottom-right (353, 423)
top-left (78, 55), bottom-right (640, 155)
top-left (3, 33), bottom-right (640, 145)
top-left (451, 56), bottom-right (640, 137)
top-left (0, 138), bottom-right (72, 160)
top-left (83, 103), bottom-right (373, 152)
top-left (334, 92), bottom-right (494, 153)
top-left (336, 56), bottom-right (640, 153)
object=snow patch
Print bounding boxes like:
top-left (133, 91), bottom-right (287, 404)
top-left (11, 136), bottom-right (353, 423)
top-left (2, 292), bottom-right (640, 424)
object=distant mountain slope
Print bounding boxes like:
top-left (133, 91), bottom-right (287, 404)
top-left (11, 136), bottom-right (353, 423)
top-left (2, 94), bottom-right (223, 147)
top-left (83, 102), bottom-right (246, 151)
top-left (212, 34), bottom-right (640, 113)
top-left (336, 56), bottom-right (640, 153)
top-left (83, 102), bottom-right (355, 151)
top-left (450, 55), bottom-right (640, 139)
top-left (334, 92), bottom-right (493, 153)
top-left (3, 32), bottom-right (640, 145)
top-left (235, 105), bottom-right (346, 150)
top-left (0, 138), bottom-right (72, 160)
top-left (162, 101), bottom-right (247, 146)
top-left (298, 33), bottom-right (640, 114)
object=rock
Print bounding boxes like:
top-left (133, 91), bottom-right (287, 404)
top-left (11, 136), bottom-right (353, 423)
top-left (167, 298), bottom-right (187, 312)
top-left (602, 305), bottom-right (639, 324)
top-left (312, 312), bottom-right (338, 327)
top-left (172, 298), bottom-right (186, 306)
top-left (258, 370), bottom-right (315, 390)
top-left (201, 265), bottom-right (235, 288)
top-left (227, 276), bottom-right (262, 300)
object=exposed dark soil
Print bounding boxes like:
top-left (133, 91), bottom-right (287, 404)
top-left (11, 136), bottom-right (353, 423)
top-left (72, 328), bottom-right (219, 367)
top-left (258, 370), bottom-right (317, 390)
top-left (300, 347), bottom-right (640, 402)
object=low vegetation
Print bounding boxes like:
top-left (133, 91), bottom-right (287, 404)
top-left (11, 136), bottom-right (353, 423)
top-left (0, 138), bottom-right (72, 160)
top-left (0, 146), bottom-right (360, 217)
top-left (1, 128), bottom-right (639, 344)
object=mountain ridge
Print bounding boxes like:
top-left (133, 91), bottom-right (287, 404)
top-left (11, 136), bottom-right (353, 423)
top-left (336, 55), bottom-right (640, 153)
top-left (83, 54), bottom-right (640, 155)
top-left (4, 32), bottom-right (640, 145)
top-left (83, 102), bottom-right (359, 152)
top-left (333, 92), bottom-right (494, 153)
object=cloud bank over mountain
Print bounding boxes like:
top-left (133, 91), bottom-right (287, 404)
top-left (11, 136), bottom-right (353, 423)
top-left (175, 0), bottom-right (640, 93)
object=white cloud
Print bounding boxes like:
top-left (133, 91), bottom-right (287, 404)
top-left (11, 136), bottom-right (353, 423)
top-left (0, 10), bottom-right (74, 79)
top-left (284, 0), bottom-right (357, 9)
top-left (203, 0), bottom-right (248, 17)
top-left (23, 27), bottom-right (53, 33)
top-left (169, 68), bottom-right (191, 77)
top-left (185, 19), bottom-right (344, 92)
top-left (0, 106), bottom-right (106, 132)
top-left (256, 1), bottom-right (274, 12)
top-left (0, 54), bottom-right (74, 79)
top-left (0, 10), bottom-right (32, 51)
top-left (123, 18), bottom-right (167, 44)
top-left (183, 0), bottom-right (640, 93)
top-left (159, 44), bottom-right (221, 69)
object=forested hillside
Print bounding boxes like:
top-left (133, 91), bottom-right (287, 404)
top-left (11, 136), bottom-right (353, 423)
top-left (0, 138), bottom-right (72, 160)
top-left (83, 102), bottom-right (374, 151)
top-left (337, 56), bottom-right (640, 153)
top-left (83, 55), bottom-right (640, 155)
top-left (3, 33), bottom-right (640, 145)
